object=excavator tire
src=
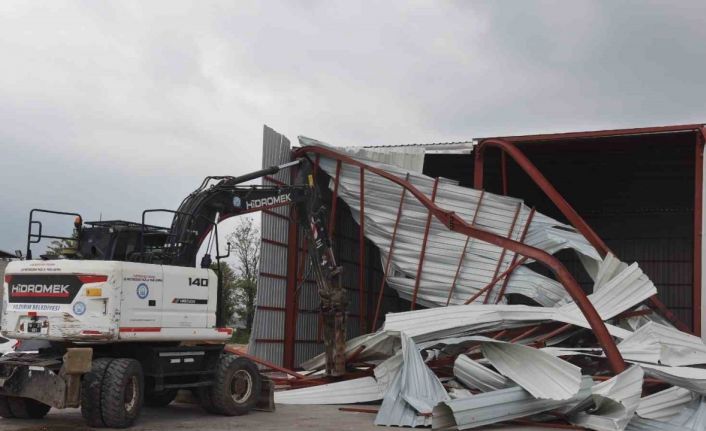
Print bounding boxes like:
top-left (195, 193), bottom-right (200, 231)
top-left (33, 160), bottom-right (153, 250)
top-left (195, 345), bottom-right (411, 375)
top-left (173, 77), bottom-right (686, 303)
top-left (207, 355), bottom-right (261, 416)
top-left (81, 357), bottom-right (113, 427)
top-left (99, 358), bottom-right (144, 428)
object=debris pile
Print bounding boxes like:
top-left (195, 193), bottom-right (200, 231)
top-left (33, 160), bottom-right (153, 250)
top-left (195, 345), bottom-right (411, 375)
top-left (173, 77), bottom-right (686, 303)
top-left (273, 260), bottom-right (706, 429)
top-left (265, 140), bottom-right (706, 430)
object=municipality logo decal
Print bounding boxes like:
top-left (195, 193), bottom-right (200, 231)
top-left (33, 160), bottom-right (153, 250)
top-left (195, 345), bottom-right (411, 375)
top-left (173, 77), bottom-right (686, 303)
top-left (136, 283), bottom-right (149, 299)
top-left (73, 301), bottom-right (86, 315)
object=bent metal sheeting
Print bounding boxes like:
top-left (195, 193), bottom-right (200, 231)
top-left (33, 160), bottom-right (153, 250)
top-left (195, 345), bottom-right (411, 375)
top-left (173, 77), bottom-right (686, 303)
top-left (300, 136), bottom-right (602, 308)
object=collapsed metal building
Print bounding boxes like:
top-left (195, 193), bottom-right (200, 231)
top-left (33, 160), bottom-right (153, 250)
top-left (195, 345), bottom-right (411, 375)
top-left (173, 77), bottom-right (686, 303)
top-left (249, 123), bottom-right (705, 370)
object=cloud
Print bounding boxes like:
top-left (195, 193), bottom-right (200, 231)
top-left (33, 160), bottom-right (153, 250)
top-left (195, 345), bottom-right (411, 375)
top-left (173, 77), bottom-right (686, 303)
top-left (1, 0), bottom-right (705, 251)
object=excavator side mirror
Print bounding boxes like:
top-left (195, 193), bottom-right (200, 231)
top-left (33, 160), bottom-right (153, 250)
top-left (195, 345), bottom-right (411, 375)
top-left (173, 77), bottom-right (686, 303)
top-left (217, 242), bottom-right (231, 260)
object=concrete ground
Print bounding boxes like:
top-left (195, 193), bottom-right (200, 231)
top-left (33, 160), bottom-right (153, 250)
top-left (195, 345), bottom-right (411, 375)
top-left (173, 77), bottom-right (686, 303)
top-left (0, 403), bottom-right (381, 431)
top-left (0, 402), bottom-right (549, 430)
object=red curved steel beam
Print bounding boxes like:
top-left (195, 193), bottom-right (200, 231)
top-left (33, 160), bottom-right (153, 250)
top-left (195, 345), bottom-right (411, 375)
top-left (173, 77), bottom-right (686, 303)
top-left (473, 138), bottom-right (692, 334)
top-left (474, 139), bottom-right (610, 254)
top-left (294, 145), bottom-right (626, 373)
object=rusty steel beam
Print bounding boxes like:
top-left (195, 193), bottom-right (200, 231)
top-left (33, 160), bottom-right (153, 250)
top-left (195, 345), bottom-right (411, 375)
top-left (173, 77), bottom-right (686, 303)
top-left (474, 139), bottom-right (610, 255)
top-left (283, 161), bottom-right (300, 369)
top-left (484, 203), bottom-right (522, 304)
top-left (474, 138), bottom-right (692, 334)
top-left (496, 208), bottom-right (536, 303)
top-left (411, 178), bottom-right (440, 310)
top-left (358, 167), bottom-right (366, 332)
top-left (485, 123), bottom-right (705, 144)
top-left (464, 256), bottom-right (530, 305)
top-left (225, 346), bottom-right (306, 379)
top-left (328, 160), bottom-right (342, 239)
top-left (294, 145), bottom-right (626, 373)
top-left (447, 190), bottom-right (485, 306)
top-left (372, 175), bottom-right (409, 330)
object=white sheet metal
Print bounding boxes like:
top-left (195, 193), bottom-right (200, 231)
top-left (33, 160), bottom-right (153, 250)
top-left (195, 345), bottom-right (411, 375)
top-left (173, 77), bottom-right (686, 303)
top-left (432, 376), bottom-right (594, 430)
top-left (569, 365), bottom-right (644, 431)
top-left (593, 253), bottom-right (629, 292)
top-left (637, 386), bottom-right (695, 420)
top-left (556, 262), bottom-right (657, 322)
top-left (383, 303), bottom-right (633, 342)
top-left (639, 364), bottom-right (706, 395)
top-left (273, 376), bottom-right (387, 405)
top-left (301, 136), bottom-right (602, 310)
top-left (628, 396), bottom-right (706, 431)
top-left (453, 354), bottom-right (512, 392)
top-left (618, 322), bottom-right (706, 367)
top-left (476, 337), bottom-right (582, 401)
top-left (375, 333), bottom-right (449, 427)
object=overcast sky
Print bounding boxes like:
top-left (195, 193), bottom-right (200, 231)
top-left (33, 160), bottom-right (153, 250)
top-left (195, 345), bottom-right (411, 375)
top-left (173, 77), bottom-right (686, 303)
top-left (1, 1), bottom-right (706, 253)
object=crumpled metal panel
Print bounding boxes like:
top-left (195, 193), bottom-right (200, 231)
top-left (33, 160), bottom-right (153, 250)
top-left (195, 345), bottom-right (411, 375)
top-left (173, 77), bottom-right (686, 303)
top-left (628, 396), bottom-right (706, 431)
top-left (273, 376), bottom-right (387, 405)
top-left (569, 365), bottom-right (644, 431)
top-left (618, 322), bottom-right (706, 367)
top-left (453, 354), bottom-right (512, 392)
top-left (477, 337), bottom-right (583, 401)
top-left (556, 261), bottom-right (657, 322)
top-left (640, 364), bottom-right (706, 395)
top-left (375, 333), bottom-right (449, 427)
top-left (432, 376), bottom-right (594, 430)
top-left (383, 302), bottom-right (633, 343)
top-left (637, 386), bottom-right (695, 421)
top-left (301, 136), bottom-right (601, 309)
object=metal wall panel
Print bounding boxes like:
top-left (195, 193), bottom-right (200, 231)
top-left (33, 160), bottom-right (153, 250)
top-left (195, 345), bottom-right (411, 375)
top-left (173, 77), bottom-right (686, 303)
top-left (248, 125), bottom-right (292, 364)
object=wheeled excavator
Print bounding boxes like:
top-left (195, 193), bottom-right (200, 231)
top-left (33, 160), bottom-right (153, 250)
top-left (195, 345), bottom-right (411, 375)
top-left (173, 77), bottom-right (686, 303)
top-left (0, 158), bottom-right (347, 428)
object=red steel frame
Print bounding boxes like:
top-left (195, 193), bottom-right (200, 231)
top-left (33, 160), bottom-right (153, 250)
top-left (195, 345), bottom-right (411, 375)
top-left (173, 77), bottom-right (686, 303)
top-left (293, 145), bottom-right (627, 373)
top-left (473, 136), bottom-right (696, 334)
top-left (411, 178), bottom-right (440, 310)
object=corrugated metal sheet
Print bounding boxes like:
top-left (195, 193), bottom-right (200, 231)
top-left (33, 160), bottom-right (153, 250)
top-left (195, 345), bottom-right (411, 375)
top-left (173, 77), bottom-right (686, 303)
top-left (375, 333), bottom-right (449, 427)
top-left (478, 337), bottom-right (582, 401)
top-left (628, 396), bottom-right (706, 431)
top-left (640, 364), bottom-right (706, 395)
top-left (432, 376), bottom-right (594, 430)
top-left (453, 354), bottom-right (512, 392)
top-left (273, 376), bottom-right (387, 405)
top-left (637, 386), bottom-right (695, 421)
top-left (618, 322), bottom-right (706, 367)
top-left (301, 136), bottom-right (601, 309)
top-left (248, 125), bottom-right (293, 365)
top-left (569, 365), bottom-right (644, 431)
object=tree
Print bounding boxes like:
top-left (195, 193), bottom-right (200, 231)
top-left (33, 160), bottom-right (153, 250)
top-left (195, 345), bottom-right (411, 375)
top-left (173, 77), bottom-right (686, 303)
top-left (211, 261), bottom-right (238, 326)
top-left (227, 217), bottom-right (260, 331)
top-left (45, 233), bottom-right (78, 256)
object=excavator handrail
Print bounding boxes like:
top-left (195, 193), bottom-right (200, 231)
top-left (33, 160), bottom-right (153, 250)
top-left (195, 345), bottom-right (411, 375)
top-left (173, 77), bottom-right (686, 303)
top-left (293, 145), bottom-right (627, 373)
top-left (473, 138), bottom-right (692, 334)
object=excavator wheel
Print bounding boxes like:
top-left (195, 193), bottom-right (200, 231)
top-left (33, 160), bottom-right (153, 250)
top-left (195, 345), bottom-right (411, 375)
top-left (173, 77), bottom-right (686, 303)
top-left (204, 355), bottom-right (262, 416)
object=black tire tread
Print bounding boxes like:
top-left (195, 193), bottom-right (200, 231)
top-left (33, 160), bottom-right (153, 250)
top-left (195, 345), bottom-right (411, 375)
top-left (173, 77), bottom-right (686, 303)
top-left (210, 355), bottom-right (261, 416)
top-left (81, 357), bottom-right (113, 427)
top-left (100, 358), bottom-right (143, 429)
